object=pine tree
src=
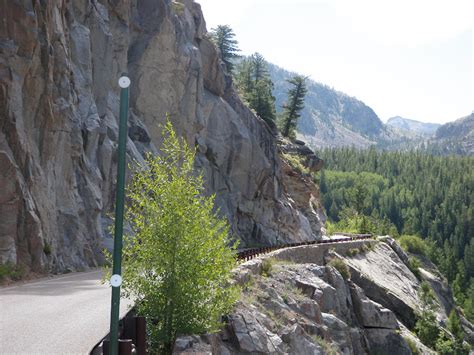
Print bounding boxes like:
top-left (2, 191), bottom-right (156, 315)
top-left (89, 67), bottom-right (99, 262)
top-left (234, 53), bottom-right (276, 122)
top-left (281, 75), bottom-right (307, 138)
top-left (209, 25), bottom-right (240, 73)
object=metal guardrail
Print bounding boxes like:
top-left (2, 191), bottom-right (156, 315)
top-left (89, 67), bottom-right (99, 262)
top-left (236, 233), bottom-right (373, 261)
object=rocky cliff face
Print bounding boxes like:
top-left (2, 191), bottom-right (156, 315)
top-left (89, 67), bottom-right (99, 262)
top-left (0, 0), bottom-right (325, 274)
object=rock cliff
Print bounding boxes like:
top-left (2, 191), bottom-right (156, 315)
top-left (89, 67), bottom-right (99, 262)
top-left (173, 238), bottom-right (471, 354)
top-left (0, 0), bottom-right (325, 274)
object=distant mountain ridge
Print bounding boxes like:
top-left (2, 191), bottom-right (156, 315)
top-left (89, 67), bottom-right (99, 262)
top-left (386, 116), bottom-right (440, 136)
top-left (268, 62), bottom-right (470, 154)
top-left (427, 113), bottom-right (474, 155)
top-left (269, 63), bottom-right (396, 149)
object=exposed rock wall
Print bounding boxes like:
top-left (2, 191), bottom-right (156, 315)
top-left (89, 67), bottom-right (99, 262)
top-left (0, 0), bottom-right (325, 273)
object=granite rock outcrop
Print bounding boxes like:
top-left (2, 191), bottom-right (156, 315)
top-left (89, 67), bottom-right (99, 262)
top-left (0, 0), bottom-right (325, 273)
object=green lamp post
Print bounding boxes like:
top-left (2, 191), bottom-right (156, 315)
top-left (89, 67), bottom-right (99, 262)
top-left (109, 75), bottom-right (131, 355)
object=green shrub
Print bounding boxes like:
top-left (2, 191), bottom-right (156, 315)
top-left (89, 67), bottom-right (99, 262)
top-left (415, 282), bottom-right (440, 348)
top-left (0, 262), bottom-right (25, 281)
top-left (312, 335), bottom-right (338, 355)
top-left (345, 248), bottom-right (360, 257)
top-left (328, 258), bottom-right (350, 280)
top-left (281, 153), bottom-right (310, 175)
top-left (398, 235), bottom-right (429, 256)
top-left (361, 243), bottom-right (374, 252)
top-left (403, 336), bottom-right (419, 354)
top-left (171, 1), bottom-right (185, 15)
top-left (43, 241), bottom-right (52, 256)
top-left (261, 258), bottom-right (274, 277)
top-left (408, 257), bottom-right (422, 279)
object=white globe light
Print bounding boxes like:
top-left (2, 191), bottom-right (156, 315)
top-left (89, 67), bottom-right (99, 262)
top-left (118, 76), bottom-right (131, 88)
top-left (110, 274), bottom-right (123, 287)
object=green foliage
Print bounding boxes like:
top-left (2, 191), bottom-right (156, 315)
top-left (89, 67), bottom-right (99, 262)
top-left (398, 235), bottom-right (429, 256)
top-left (114, 121), bottom-right (239, 354)
top-left (261, 258), bottom-right (274, 277)
top-left (463, 279), bottom-right (474, 322)
top-left (0, 262), bottom-right (25, 281)
top-left (234, 53), bottom-right (276, 123)
top-left (280, 75), bottom-right (308, 138)
top-left (327, 209), bottom-right (394, 236)
top-left (403, 336), bottom-right (419, 354)
top-left (319, 147), bottom-right (474, 315)
top-left (43, 241), bottom-right (52, 256)
top-left (346, 248), bottom-right (360, 257)
top-left (209, 25), bottom-right (240, 73)
top-left (171, 1), bottom-right (185, 15)
top-left (328, 258), bottom-right (350, 280)
top-left (435, 330), bottom-right (470, 355)
top-left (312, 335), bottom-right (338, 355)
top-left (447, 310), bottom-right (464, 340)
top-left (408, 257), bottom-right (422, 280)
top-left (281, 153), bottom-right (310, 175)
top-left (415, 282), bottom-right (440, 348)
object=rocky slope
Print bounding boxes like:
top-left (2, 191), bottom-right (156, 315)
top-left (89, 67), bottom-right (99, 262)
top-left (386, 116), bottom-right (440, 137)
top-left (174, 238), bottom-right (472, 354)
top-left (427, 113), bottom-right (474, 155)
top-left (0, 0), bottom-right (325, 275)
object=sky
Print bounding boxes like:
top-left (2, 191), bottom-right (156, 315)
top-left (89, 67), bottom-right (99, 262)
top-left (197, 0), bottom-right (473, 124)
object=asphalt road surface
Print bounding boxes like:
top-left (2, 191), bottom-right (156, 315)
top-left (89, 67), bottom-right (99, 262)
top-left (0, 270), bottom-right (132, 355)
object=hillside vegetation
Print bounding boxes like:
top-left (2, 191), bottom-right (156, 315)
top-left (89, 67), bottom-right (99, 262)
top-left (319, 147), bottom-right (474, 320)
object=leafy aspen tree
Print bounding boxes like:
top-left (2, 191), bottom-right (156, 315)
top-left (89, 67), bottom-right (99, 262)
top-left (115, 121), bottom-right (239, 354)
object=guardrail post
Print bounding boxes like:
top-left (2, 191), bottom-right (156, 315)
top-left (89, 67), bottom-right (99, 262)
top-left (102, 340), bottom-right (110, 355)
top-left (136, 316), bottom-right (147, 355)
top-left (118, 339), bottom-right (133, 355)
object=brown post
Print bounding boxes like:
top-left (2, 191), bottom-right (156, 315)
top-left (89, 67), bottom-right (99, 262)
top-left (136, 316), bottom-right (147, 355)
top-left (118, 339), bottom-right (133, 355)
top-left (102, 340), bottom-right (110, 355)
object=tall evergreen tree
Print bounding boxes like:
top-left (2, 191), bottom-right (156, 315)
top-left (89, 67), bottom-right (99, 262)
top-left (209, 25), bottom-right (240, 73)
top-left (281, 75), bottom-right (307, 138)
top-left (235, 53), bottom-right (276, 122)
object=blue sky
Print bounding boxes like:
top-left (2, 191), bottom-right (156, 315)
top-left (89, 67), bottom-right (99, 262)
top-left (197, 0), bottom-right (473, 124)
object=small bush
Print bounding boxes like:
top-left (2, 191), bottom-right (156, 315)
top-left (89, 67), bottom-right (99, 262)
top-left (346, 248), bottom-right (360, 257)
top-left (171, 1), bottom-right (185, 15)
top-left (361, 243), bottom-right (374, 253)
top-left (0, 263), bottom-right (25, 281)
top-left (311, 335), bottom-right (338, 355)
top-left (261, 258), bottom-right (274, 277)
top-left (43, 241), bottom-right (52, 256)
top-left (282, 153), bottom-right (310, 175)
top-left (408, 257), bottom-right (422, 279)
top-left (403, 336), bottom-right (419, 354)
top-left (398, 235), bottom-right (429, 256)
top-left (328, 258), bottom-right (350, 280)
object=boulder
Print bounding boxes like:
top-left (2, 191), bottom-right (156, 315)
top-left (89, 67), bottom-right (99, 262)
top-left (350, 283), bottom-right (398, 329)
top-left (281, 324), bottom-right (324, 355)
top-left (365, 329), bottom-right (411, 355)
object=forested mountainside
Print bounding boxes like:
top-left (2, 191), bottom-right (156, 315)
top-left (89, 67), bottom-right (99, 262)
top-left (0, 0), bottom-right (325, 275)
top-left (268, 63), bottom-right (395, 149)
top-left (426, 113), bottom-right (474, 156)
top-left (386, 116), bottom-right (440, 136)
top-left (318, 147), bottom-right (474, 322)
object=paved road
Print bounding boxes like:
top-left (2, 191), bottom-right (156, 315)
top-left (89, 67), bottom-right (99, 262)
top-left (0, 270), bottom-right (132, 355)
